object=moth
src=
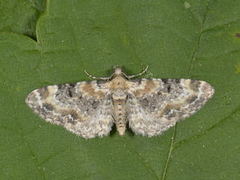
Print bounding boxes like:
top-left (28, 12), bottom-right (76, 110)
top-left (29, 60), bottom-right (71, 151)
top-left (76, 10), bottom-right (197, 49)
top-left (26, 66), bottom-right (214, 139)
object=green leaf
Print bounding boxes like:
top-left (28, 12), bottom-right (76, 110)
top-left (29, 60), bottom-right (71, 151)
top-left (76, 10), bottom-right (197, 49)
top-left (0, 0), bottom-right (45, 39)
top-left (1, 0), bottom-right (240, 179)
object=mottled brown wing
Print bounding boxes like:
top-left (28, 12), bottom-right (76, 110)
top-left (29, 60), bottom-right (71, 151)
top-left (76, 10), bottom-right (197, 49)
top-left (25, 81), bottom-right (114, 139)
top-left (126, 79), bottom-right (214, 136)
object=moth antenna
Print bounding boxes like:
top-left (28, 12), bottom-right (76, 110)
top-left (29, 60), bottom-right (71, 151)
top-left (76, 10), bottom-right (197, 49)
top-left (127, 66), bottom-right (149, 79)
top-left (84, 70), bottom-right (110, 80)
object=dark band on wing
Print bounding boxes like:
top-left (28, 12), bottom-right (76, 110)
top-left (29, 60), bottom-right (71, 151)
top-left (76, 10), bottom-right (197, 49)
top-left (189, 80), bottom-right (201, 92)
top-left (37, 87), bottom-right (49, 99)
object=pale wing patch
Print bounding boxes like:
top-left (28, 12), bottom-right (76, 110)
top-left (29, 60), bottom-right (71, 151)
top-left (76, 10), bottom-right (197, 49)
top-left (126, 79), bottom-right (214, 136)
top-left (26, 82), bottom-right (114, 138)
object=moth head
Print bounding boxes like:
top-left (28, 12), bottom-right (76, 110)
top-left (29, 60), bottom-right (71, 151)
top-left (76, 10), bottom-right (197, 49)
top-left (114, 67), bottom-right (123, 75)
top-left (111, 66), bottom-right (128, 79)
top-left (112, 65), bottom-right (148, 80)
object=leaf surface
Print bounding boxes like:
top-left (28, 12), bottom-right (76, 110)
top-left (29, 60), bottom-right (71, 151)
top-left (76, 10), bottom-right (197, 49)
top-left (0, 0), bottom-right (240, 179)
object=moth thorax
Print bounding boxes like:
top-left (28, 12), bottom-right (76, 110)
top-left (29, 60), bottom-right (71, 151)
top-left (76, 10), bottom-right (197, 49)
top-left (112, 90), bottom-right (127, 100)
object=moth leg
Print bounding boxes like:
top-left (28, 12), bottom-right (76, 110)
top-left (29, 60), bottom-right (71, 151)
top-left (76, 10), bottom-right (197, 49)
top-left (84, 70), bottom-right (110, 80)
top-left (127, 66), bottom-right (148, 79)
